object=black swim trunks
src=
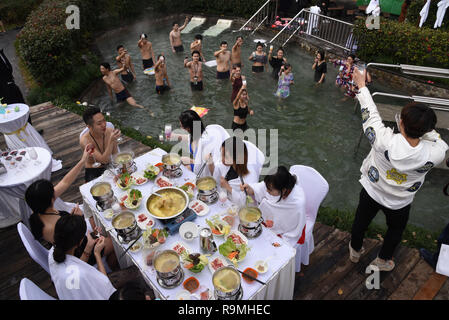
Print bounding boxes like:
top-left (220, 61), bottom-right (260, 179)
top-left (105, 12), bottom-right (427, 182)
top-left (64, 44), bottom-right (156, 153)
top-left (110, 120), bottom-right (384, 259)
top-left (142, 58), bottom-right (154, 69)
top-left (252, 65), bottom-right (264, 73)
top-left (121, 72), bottom-right (134, 83)
top-left (232, 121), bottom-right (249, 132)
top-left (156, 85), bottom-right (170, 94)
top-left (216, 70), bottom-right (230, 80)
top-left (115, 88), bottom-right (131, 102)
top-left (190, 81), bottom-right (203, 91)
top-left (174, 45), bottom-right (184, 53)
top-left (85, 167), bottom-right (106, 183)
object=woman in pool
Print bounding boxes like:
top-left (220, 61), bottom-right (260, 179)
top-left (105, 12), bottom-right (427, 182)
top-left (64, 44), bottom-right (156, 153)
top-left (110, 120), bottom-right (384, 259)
top-left (232, 83), bottom-right (254, 132)
top-left (332, 54), bottom-right (357, 98)
top-left (312, 49), bottom-right (327, 85)
top-left (177, 110), bottom-right (229, 178)
top-left (248, 42), bottom-right (268, 73)
top-left (268, 47), bottom-right (287, 80)
top-left (275, 63), bottom-right (294, 99)
top-left (241, 166), bottom-right (306, 247)
top-left (213, 137), bottom-right (263, 207)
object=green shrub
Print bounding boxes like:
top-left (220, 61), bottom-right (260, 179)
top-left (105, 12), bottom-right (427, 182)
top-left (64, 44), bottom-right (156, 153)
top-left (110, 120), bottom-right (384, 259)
top-left (407, 0), bottom-right (448, 31)
top-left (0, 0), bottom-right (43, 27)
top-left (353, 18), bottom-right (449, 68)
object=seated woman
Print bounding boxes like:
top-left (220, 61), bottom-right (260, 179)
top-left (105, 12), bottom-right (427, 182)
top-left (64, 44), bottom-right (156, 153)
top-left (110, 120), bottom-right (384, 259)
top-left (49, 214), bottom-right (117, 300)
top-left (176, 110), bottom-right (229, 178)
top-left (25, 145), bottom-right (118, 270)
top-left (249, 42), bottom-right (268, 73)
top-left (241, 166), bottom-right (306, 247)
top-left (232, 84), bottom-right (254, 132)
top-left (213, 137), bottom-right (262, 207)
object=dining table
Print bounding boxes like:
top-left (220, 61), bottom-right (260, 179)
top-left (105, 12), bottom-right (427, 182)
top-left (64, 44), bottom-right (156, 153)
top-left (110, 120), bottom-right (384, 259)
top-left (79, 148), bottom-right (297, 300)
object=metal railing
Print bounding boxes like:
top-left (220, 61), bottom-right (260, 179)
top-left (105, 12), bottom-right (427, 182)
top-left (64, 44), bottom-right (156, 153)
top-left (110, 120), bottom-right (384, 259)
top-left (238, 0), bottom-right (277, 33)
top-left (269, 9), bottom-right (356, 52)
top-left (367, 63), bottom-right (449, 79)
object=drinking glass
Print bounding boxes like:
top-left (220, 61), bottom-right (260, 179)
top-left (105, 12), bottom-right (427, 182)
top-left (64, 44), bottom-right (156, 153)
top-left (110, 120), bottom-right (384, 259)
top-left (395, 113), bottom-right (401, 133)
top-left (116, 135), bottom-right (123, 143)
top-left (164, 124), bottom-right (172, 140)
top-left (28, 147), bottom-right (41, 166)
top-left (219, 190), bottom-right (228, 208)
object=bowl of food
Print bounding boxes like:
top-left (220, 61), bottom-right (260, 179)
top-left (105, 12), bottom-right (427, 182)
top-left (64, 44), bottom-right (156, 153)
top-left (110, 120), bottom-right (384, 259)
top-left (254, 260), bottom-right (269, 274)
top-left (161, 153), bottom-right (182, 171)
top-left (103, 209), bottom-right (115, 221)
top-left (112, 151), bottom-right (135, 172)
top-left (144, 165), bottom-right (160, 181)
top-left (206, 215), bottom-right (230, 237)
top-left (183, 277), bottom-right (199, 293)
top-left (181, 252), bottom-right (209, 273)
top-left (90, 182), bottom-right (114, 202)
top-left (219, 231), bottom-right (250, 266)
top-left (131, 172), bottom-right (148, 186)
top-left (115, 172), bottom-right (133, 190)
top-left (146, 187), bottom-right (189, 220)
top-left (242, 267), bottom-right (258, 284)
top-left (124, 189), bottom-right (143, 209)
top-left (129, 241), bottom-right (143, 254)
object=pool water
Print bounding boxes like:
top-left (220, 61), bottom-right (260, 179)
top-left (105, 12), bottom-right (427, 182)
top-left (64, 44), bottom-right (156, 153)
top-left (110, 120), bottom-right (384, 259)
top-left (89, 18), bottom-right (449, 232)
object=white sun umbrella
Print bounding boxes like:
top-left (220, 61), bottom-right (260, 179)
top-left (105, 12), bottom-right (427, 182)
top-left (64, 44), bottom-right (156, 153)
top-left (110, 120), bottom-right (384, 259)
top-left (434, 0), bottom-right (449, 29)
top-left (419, 0), bottom-right (431, 28)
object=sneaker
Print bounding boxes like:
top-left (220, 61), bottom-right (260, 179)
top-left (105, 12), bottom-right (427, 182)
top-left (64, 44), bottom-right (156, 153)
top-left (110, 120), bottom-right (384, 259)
top-left (419, 248), bottom-right (437, 269)
top-left (349, 241), bottom-right (365, 263)
top-left (370, 257), bottom-right (395, 272)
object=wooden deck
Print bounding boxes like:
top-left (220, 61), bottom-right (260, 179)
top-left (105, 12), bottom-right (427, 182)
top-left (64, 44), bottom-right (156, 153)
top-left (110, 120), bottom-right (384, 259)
top-left (0, 103), bottom-right (447, 300)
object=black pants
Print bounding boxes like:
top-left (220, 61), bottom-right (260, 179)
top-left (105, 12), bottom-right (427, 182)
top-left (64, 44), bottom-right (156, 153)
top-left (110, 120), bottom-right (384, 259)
top-left (350, 188), bottom-right (411, 260)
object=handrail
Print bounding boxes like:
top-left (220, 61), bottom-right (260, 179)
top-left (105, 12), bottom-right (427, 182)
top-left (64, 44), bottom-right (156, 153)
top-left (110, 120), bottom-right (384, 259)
top-left (367, 63), bottom-right (449, 79)
top-left (251, 15), bottom-right (269, 35)
top-left (239, 0), bottom-right (271, 31)
top-left (269, 9), bottom-right (305, 44)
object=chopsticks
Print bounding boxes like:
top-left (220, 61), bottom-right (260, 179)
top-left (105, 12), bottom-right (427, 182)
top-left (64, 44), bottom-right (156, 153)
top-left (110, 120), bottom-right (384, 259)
top-left (239, 175), bottom-right (248, 196)
top-left (119, 232), bottom-right (143, 259)
top-left (196, 161), bottom-right (207, 179)
top-left (237, 269), bottom-right (266, 285)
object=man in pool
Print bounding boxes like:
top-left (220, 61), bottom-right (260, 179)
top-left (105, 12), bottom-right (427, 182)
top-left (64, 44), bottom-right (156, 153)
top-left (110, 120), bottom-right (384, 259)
top-left (154, 54), bottom-right (171, 95)
top-left (231, 36), bottom-right (244, 68)
top-left (170, 17), bottom-right (189, 54)
top-left (184, 51), bottom-right (203, 91)
top-left (80, 107), bottom-right (120, 182)
top-left (137, 34), bottom-right (156, 70)
top-left (190, 34), bottom-right (206, 62)
top-left (100, 63), bottom-right (145, 109)
top-left (116, 45), bottom-right (136, 84)
top-left (214, 41), bottom-right (232, 80)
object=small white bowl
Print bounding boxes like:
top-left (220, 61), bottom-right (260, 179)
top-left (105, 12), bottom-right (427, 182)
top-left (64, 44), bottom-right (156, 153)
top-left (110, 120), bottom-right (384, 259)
top-left (254, 260), bottom-right (269, 274)
top-left (179, 222), bottom-right (199, 241)
top-left (103, 209), bottom-right (115, 221)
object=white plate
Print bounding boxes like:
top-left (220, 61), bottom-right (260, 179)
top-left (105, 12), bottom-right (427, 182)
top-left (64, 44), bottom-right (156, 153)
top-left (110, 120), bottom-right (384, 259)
top-left (131, 172), bottom-right (148, 186)
top-left (179, 222), bottom-right (199, 241)
top-left (253, 260), bottom-right (269, 274)
top-left (207, 256), bottom-right (230, 274)
top-left (171, 241), bottom-right (191, 257)
top-left (129, 241), bottom-right (143, 254)
top-left (155, 176), bottom-right (173, 188)
top-left (136, 213), bottom-right (156, 230)
top-left (124, 190), bottom-right (143, 209)
top-left (226, 230), bottom-right (248, 245)
top-left (103, 209), bottom-right (115, 221)
top-left (188, 200), bottom-right (209, 216)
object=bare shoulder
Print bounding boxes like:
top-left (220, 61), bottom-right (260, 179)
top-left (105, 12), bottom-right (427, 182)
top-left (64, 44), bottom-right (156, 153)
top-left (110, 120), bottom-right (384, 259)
top-left (80, 132), bottom-right (90, 147)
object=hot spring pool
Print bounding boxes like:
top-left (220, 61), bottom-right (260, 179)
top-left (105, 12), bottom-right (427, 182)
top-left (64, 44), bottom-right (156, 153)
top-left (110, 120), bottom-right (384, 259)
top-left (86, 17), bottom-right (449, 232)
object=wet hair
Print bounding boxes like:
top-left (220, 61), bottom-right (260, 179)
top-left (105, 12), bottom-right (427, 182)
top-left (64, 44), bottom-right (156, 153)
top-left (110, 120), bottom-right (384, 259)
top-left (348, 54), bottom-right (356, 60)
top-left (116, 45), bottom-right (124, 51)
top-left (220, 41), bottom-right (228, 46)
top-left (191, 50), bottom-right (200, 57)
top-left (317, 49), bottom-right (325, 61)
top-left (277, 47), bottom-right (285, 54)
top-left (400, 103), bottom-right (437, 139)
top-left (236, 36), bottom-right (243, 41)
top-left (109, 282), bottom-right (147, 300)
top-left (194, 34), bottom-right (203, 40)
top-left (100, 62), bottom-right (111, 70)
top-left (221, 137), bottom-right (249, 177)
top-left (179, 110), bottom-right (205, 142)
top-left (25, 179), bottom-right (55, 240)
top-left (53, 214), bottom-right (86, 263)
top-left (82, 107), bottom-right (102, 126)
top-left (256, 42), bottom-right (264, 49)
top-left (264, 166), bottom-right (297, 202)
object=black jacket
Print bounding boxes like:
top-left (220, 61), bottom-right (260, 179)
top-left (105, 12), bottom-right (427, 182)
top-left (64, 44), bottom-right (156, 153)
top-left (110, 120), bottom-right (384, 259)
top-left (0, 49), bottom-right (14, 84)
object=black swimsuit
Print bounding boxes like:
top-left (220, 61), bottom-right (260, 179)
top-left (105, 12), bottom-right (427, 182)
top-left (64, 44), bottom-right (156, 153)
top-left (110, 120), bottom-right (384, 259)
top-left (232, 105), bottom-right (249, 131)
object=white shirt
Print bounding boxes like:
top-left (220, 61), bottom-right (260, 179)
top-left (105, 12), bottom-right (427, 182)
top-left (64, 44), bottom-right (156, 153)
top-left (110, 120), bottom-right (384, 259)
top-left (48, 247), bottom-right (116, 300)
top-left (357, 87), bottom-right (448, 209)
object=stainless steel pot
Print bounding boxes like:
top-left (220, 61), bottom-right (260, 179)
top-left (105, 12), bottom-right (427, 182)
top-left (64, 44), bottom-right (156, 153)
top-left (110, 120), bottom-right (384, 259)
top-left (112, 151), bottom-right (136, 174)
top-left (112, 211), bottom-right (138, 242)
top-left (196, 176), bottom-right (218, 204)
top-left (212, 266), bottom-right (242, 300)
top-left (90, 182), bottom-right (114, 202)
top-left (238, 206), bottom-right (264, 229)
top-left (153, 250), bottom-right (184, 289)
top-left (146, 187), bottom-right (189, 220)
top-left (161, 153), bottom-right (182, 171)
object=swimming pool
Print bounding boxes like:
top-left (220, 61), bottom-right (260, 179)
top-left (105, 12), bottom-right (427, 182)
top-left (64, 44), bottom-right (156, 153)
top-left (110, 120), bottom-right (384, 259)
top-left (87, 17), bottom-right (449, 232)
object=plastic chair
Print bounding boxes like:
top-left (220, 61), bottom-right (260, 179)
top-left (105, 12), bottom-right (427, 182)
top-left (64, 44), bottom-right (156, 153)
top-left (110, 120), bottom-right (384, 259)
top-left (17, 222), bottom-right (50, 274)
top-left (19, 278), bottom-right (56, 300)
top-left (289, 165), bottom-right (329, 272)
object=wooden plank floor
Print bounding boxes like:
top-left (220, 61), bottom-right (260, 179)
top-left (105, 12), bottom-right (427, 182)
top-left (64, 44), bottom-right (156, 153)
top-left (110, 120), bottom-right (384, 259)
top-left (0, 103), bottom-right (447, 300)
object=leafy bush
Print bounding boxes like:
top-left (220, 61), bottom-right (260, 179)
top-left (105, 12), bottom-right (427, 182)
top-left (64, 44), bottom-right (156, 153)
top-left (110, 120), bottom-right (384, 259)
top-left (407, 0), bottom-right (448, 31)
top-left (0, 0), bottom-right (43, 27)
top-left (353, 18), bottom-right (449, 68)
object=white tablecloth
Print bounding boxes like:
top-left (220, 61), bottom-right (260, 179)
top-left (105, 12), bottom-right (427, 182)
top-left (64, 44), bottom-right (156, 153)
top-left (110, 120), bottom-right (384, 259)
top-left (80, 148), bottom-right (296, 300)
top-left (0, 104), bottom-right (61, 172)
top-left (0, 147), bottom-right (52, 228)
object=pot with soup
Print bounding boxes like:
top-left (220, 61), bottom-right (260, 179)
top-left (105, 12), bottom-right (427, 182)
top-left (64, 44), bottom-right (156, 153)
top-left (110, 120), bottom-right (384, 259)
top-left (153, 250), bottom-right (184, 289)
top-left (146, 187), bottom-right (189, 220)
top-left (111, 211), bottom-right (139, 243)
top-left (112, 151), bottom-right (137, 174)
top-left (161, 153), bottom-right (182, 171)
top-left (238, 206), bottom-right (263, 229)
top-left (90, 182), bottom-right (113, 202)
top-left (212, 266), bottom-right (243, 300)
top-left (196, 176), bottom-right (219, 204)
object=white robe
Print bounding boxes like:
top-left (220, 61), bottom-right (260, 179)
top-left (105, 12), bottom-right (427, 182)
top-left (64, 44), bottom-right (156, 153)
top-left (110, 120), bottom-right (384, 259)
top-left (419, 0), bottom-right (431, 27)
top-left (191, 124), bottom-right (230, 178)
top-left (48, 247), bottom-right (116, 300)
top-left (434, 0), bottom-right (449, 28)
top-left (366, 0), bottom-right (380, 15)
top-left (249, 181), bottom-right (306, 248)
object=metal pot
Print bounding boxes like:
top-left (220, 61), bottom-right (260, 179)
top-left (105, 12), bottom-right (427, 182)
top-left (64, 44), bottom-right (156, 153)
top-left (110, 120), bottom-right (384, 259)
top-left (146, 187), bottom-right (189, 220)
top-left (238, 206), bottom-right (263, 229)
top-left (112, 151), bottom-right (136, 173)
top-left (161, 153), bottom-right (182, 171)
top-left (112, 211), bottom-right (138, 242)
top-left (196, 176), bottom-right (218, 204)
top-left (153, 250), bottom-right (184, 289)
top-left (212, 266), bottom-right (242, 300)
top-left (90, 182), bottom-right (114, 202)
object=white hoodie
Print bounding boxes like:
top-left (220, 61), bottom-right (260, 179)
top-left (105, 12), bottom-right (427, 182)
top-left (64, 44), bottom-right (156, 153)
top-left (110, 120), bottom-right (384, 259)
top-left (357, 87), bottom-right (448, 210)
